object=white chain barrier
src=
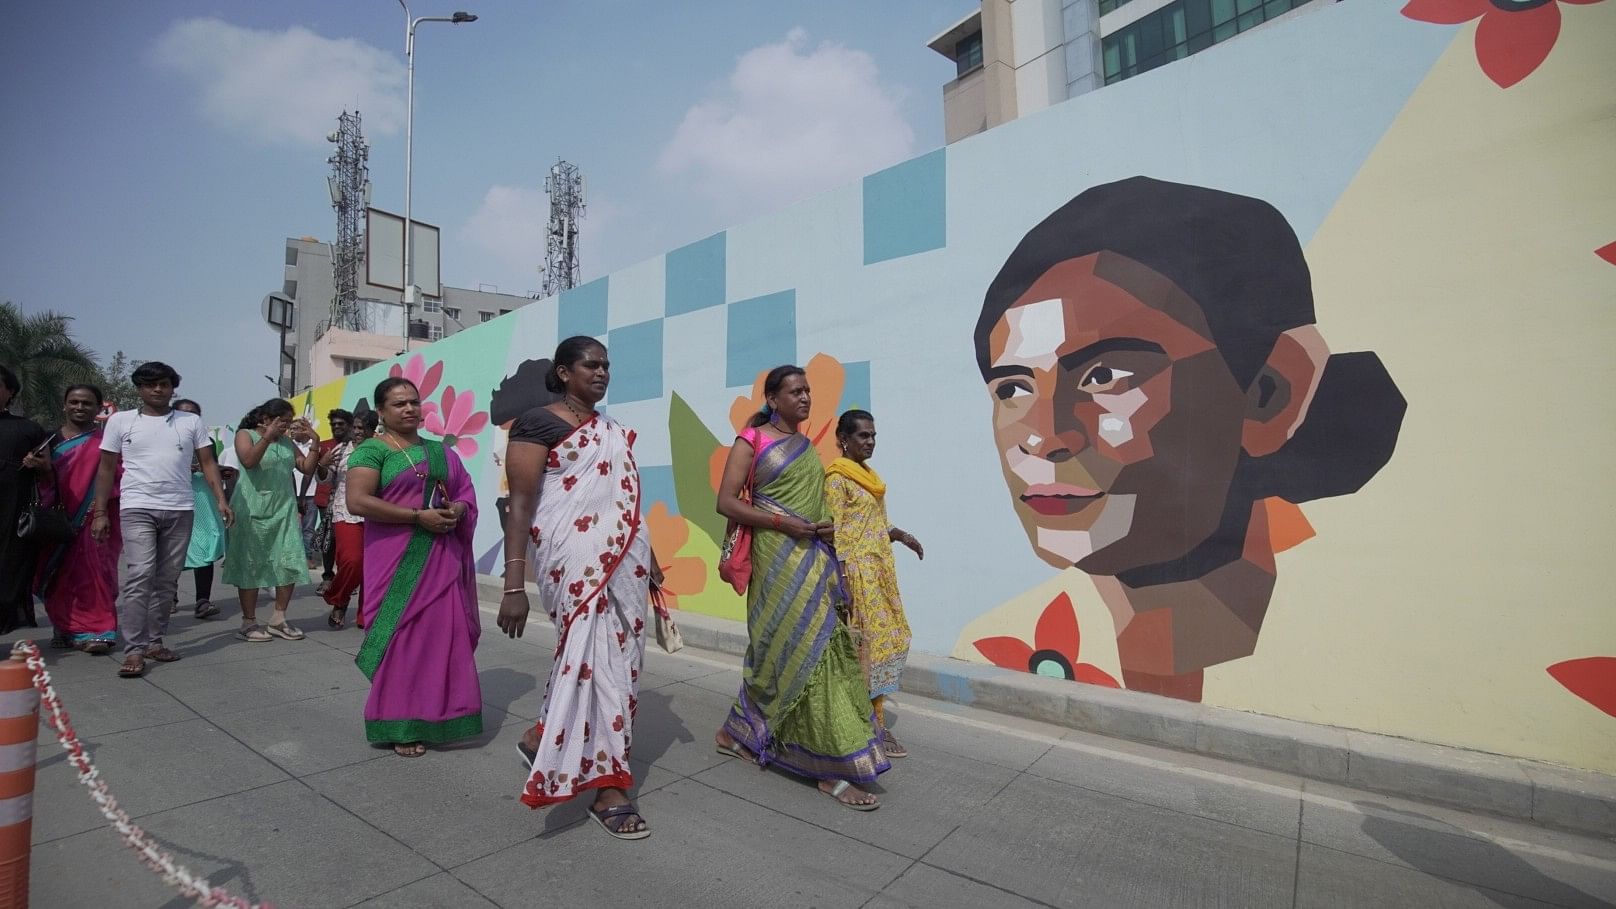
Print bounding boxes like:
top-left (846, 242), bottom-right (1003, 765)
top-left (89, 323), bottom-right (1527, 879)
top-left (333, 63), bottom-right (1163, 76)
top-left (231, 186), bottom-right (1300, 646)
top-left (16, 640), bottom-right (276, 909)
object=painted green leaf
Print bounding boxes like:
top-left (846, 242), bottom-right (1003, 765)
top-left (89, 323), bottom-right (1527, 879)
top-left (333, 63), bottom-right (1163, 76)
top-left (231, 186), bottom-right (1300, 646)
top-left (668, 392), bottom-right (728, 546)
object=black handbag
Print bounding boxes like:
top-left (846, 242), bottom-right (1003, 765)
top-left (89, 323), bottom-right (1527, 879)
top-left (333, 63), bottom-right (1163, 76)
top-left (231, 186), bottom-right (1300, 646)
top-left (16, 437), bottom-right (73, 545)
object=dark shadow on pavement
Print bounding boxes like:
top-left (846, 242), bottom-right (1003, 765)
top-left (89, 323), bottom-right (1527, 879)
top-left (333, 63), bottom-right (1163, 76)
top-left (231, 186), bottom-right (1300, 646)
top-left (1356, 801), bottom-right (1605, 908)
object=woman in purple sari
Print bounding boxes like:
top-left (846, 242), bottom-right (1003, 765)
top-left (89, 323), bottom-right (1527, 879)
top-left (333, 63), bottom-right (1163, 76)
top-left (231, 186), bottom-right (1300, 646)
top-left (344, 377), bottom-right (483, 757)
top-left (36, 384), bottom-right (120, 653)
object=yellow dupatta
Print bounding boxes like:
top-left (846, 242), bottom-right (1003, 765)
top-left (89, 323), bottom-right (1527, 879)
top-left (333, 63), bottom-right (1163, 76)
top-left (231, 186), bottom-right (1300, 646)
top-left (825, 456), bottom-right (886, 500)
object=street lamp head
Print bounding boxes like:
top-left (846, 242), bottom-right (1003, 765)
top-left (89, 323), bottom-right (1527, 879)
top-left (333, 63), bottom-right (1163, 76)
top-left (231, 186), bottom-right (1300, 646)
top-left (451, 11), bottom-right (477, 22)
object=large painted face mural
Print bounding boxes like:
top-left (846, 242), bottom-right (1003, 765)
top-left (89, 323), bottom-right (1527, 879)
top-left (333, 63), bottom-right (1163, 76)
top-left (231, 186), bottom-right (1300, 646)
top-left (975, 178), bottom-right (1405, 696)
top-left (281, 1), bottom-right (1616, 777)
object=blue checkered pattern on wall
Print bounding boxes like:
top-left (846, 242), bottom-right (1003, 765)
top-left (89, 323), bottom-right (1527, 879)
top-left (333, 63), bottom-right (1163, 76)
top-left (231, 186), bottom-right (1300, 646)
top-left (863, 149), bottom-right (947, 265)
top-left (665, 233), bottom-right (726, 317)
top-left (726, 290), bottom-right (796, 388)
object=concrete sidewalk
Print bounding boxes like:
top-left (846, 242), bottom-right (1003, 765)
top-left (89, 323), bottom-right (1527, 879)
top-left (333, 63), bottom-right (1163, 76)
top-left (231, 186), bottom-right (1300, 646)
top-left (16, 584), bottom-right (1616, 908)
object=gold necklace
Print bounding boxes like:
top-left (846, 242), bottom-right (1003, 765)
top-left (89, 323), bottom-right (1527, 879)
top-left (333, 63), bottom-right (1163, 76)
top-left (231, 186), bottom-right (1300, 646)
top-left (383, 431), bottom-right (426, 479)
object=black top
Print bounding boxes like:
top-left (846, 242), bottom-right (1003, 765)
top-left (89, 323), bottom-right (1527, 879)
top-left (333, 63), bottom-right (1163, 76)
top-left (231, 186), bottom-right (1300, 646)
top-left (0, 411), bottom-right (49, 628)
top-left (507, 407), bottom-right (580, 449)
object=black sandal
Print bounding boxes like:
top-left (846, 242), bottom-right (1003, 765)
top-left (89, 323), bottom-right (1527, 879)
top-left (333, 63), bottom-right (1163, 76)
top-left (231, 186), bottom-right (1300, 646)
top-left (327, 607), bottom-right (346, 629)
top-left (589, 803), bottom-right (650, 840)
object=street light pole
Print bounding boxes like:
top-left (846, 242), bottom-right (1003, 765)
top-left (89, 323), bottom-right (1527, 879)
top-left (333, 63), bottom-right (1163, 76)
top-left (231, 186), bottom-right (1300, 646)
top-left (396, 2), bottom-right (477, 350)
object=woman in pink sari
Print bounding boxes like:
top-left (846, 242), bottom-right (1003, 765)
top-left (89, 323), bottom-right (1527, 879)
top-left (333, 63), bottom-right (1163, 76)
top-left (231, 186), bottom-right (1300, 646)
top-left (36, 384), bottom-right (120, 653)
top-left (344, 376), bottom-right (483, 757)
top-left (498, 336), bottom-right (662, 840)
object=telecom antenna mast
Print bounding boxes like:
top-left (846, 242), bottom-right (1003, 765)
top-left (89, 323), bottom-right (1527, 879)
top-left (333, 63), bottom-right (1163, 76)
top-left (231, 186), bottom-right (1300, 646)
top-left (326, 110), bottom-right (372, 331)
top-left (542, 159), bottom-right (585, 298)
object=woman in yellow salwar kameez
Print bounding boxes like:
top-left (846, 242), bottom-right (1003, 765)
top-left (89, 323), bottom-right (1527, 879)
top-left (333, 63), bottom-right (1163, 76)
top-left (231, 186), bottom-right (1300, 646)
top-left (825, 410), bottom-right (923, 758)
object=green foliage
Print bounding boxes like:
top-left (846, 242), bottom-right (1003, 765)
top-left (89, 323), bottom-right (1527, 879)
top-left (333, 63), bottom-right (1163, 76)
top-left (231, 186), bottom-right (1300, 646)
top-left (97, 350), bottom-right (144, 412)
top-left (0, 301), bottom-right (100, 425)
top-left (668, 392), bottom-right (728, 547)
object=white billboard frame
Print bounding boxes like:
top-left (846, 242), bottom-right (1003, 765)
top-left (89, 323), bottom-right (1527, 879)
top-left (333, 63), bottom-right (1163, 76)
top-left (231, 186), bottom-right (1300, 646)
top-left (364, 206), bottom-right (442, 298)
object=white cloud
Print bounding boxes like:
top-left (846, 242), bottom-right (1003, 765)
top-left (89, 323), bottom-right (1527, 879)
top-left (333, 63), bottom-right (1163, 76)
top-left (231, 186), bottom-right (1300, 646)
top-left (149, 18), bottom-right (404, 146)
top-left (459, 184), bottom-right (619, 293)
top-left (658, 28), bottom-right (916, 217)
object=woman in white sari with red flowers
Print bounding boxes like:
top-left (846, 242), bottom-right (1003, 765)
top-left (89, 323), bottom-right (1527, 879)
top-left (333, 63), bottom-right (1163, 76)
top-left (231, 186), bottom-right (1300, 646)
top-left (497, 337), bottom-right (664, 841)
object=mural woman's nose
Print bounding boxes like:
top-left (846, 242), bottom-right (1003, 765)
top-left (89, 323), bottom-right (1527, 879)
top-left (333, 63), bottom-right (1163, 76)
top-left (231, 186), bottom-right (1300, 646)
top-left (1017, 401), bottom-right (1088, 462)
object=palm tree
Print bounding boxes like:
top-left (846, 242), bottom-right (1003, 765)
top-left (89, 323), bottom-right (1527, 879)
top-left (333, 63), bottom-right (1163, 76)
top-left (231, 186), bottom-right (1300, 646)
top-left (0, 301), bottom-right (99, 425)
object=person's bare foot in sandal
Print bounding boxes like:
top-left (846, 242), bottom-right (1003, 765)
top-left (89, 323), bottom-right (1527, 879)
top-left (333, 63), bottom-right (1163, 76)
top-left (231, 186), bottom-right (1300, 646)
top-left (392, 742), bottom-right (426, 757)
top-left (819, 779), bottom-right (880, 810)
top-left (714, 728), bottom-right (756, 762)
top-left (590, 787), bottom-right (649, 840)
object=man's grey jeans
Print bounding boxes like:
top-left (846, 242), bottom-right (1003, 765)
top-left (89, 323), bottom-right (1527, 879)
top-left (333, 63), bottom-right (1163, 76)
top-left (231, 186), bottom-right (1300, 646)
top-left (118, 508), bottom-right (194, 656)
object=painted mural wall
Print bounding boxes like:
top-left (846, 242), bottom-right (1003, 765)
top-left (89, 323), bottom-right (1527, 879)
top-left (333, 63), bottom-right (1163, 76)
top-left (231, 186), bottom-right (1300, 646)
top-left (289, 0), bottom-right (1616, 774)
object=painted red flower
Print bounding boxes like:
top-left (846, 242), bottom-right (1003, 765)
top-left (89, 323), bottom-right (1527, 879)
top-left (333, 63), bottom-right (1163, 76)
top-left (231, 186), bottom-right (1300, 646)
top-left (1547, 657), bottom-right (1616, 717)
top-left (1402, 0), bottom-right (1603, 88)
top-left (1596, 242), bottom-right (1616, 266)
top-left (973, 593), bottom-right (1120, 687)
top-left (423, 384), bottom-right (489, 458)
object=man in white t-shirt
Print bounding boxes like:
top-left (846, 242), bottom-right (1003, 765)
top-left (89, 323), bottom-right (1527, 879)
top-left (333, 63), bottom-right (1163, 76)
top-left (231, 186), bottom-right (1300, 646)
top-left (91, 362), bottom-right (233, 678)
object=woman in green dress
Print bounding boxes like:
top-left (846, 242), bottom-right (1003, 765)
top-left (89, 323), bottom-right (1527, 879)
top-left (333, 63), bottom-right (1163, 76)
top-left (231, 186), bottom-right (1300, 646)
top-left (713, 365), bottom-right (890, 810)
top-left (225, 398), bottom-right (320, 642)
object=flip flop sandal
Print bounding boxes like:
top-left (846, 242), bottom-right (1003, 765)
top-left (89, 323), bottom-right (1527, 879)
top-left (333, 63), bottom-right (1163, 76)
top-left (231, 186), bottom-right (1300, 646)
top-left (327, 608), bottom-right (346, 629)
top-left (266, 622), bottom-right (306, 641)
top-left (516, 740), bottom-right (538, 770)
top-left (194, 601), bottom-right (221, 620)
top-left (823, 780), bottom-right (880, 811)
top-left (118, 655), bottom-right (145, 678)
top-left (881, 730), bottom-right (908, 759)
top-left (145, 647), bottom-right (181, 663)
top-left (393, 743), bottom-right (426, 757)
top-left (715, 741), bottom-right (757, 764)
top-left (238, 624), bottom-right (272, 643)
top-left (589, 803), bottom-right (650, 841)
top-left (80, 641), bottom-right (113, 655)
top-left (49, 633), bottom-right (72, 649)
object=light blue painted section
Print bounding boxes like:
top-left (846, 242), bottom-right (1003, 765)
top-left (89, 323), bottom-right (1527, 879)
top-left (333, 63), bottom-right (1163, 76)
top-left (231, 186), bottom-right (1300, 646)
top-left (558, 277), bottom-right (608, 339)
top-left (863, 149), bottom-right (946, 265)
top-left (664, 233), bottom-right (726, 316)
top-left (606, 318), bottom-right (663, 404)
top-left (936, 673), bottom-right (976, 707)
top-left (725, 290), bottom-right (797, 388)
top-left (639, 465), bottom-right (677, 514)
top-left (840, 360), bottom-right (871, 413)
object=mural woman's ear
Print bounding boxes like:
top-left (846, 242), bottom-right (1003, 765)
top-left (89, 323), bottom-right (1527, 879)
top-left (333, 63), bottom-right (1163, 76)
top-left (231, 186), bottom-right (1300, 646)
top-left (1240, 325), bottom-right (1328, 457)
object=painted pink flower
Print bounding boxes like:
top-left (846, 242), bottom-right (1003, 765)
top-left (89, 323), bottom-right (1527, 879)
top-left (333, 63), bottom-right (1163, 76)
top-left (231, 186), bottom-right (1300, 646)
top-left (422, 384), bottom-right (489, 458)
top-left (1401, 0), bottom-right (1603, 89)
top-left (389, 354), bottom-right (444, 423)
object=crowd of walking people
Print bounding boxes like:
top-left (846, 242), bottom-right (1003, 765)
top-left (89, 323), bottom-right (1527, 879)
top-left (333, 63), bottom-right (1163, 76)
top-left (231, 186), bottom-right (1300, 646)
top-left (0, 339), bottom-right (924, 839)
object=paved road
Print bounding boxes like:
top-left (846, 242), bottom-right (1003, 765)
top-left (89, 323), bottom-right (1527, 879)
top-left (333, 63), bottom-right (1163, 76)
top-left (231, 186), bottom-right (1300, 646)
top-left (17, 586), bottom-right (1616, 908)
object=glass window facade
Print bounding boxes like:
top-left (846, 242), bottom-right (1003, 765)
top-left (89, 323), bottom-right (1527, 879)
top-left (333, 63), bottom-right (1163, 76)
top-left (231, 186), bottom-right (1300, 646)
top-left (1102, 0), bottom-right (1315, 85)
top-left (955, 31), bottom-right (984, 76)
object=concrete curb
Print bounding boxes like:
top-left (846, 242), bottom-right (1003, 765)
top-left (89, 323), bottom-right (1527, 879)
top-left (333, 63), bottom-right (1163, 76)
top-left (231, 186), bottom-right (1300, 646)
top-left (474, 576), bottom-right (1616, 837)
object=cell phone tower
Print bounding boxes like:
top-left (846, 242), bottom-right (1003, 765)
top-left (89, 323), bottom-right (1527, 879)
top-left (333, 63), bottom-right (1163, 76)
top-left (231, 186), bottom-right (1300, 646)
top-left (326, 110), bottom-right (372, 331)
top-left (541, 159), bottom-right (585, 298)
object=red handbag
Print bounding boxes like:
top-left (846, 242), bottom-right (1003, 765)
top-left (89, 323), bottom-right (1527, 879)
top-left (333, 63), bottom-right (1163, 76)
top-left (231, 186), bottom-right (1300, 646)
top-left (717, 429), bottom-right (759, 595)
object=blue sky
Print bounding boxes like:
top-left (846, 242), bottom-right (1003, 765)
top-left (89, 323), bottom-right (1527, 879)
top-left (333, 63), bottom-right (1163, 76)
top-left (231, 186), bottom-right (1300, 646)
top-left (0, 0), bottom-right (973, 422)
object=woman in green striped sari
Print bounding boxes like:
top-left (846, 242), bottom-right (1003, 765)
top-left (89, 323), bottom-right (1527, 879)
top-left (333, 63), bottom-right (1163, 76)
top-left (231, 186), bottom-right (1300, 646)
top-left (714, 365), bottom-right (890, 810)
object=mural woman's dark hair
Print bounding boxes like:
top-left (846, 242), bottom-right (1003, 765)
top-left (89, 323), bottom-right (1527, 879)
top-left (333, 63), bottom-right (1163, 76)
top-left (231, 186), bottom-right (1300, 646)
top-left (546, 336), bottom-right (605, 394)
top-left (65, 384), bottom-right (105, 405)
top-left (974, 176), bottom-right (1404, 507)
top-left (746, 365), bottom-right (807, 428)
top-left (238, 398), bottom-right (293, 431)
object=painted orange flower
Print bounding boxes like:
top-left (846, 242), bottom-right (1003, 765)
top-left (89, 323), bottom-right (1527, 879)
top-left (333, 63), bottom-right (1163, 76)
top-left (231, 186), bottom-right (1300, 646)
top-left (1547, 657), bottom-right (1616, 718)
top-left (1402, 0), bottom-right (1603, 89)
top-left (644, 502), bottom-right (707, 610)
top-left (973, 593), bottom-right (1120, 687)
top-left (708, 353), bottom-right (848, 491)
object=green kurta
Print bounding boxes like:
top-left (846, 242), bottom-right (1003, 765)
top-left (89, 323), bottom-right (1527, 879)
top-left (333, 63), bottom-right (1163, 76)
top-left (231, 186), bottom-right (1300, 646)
top-left (222, 431), bottom-right (307, 588)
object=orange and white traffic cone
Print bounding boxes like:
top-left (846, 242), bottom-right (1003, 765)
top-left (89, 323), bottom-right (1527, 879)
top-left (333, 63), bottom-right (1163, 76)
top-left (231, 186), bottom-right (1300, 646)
top-left (0, 649), bottom-right (38, 909)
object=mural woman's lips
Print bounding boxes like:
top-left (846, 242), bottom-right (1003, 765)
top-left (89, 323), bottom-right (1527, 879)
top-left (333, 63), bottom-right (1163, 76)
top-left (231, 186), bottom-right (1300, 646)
top-left (1020, 483), bottom-right (1103, 516)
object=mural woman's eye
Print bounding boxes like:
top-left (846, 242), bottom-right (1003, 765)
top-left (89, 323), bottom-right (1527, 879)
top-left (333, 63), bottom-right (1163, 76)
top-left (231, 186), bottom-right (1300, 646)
top-left (1077, 365), bottom-right (1134, 394)
top-left (993, 381), bottom-right (1033, 401)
